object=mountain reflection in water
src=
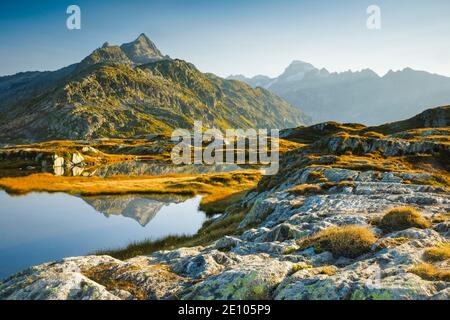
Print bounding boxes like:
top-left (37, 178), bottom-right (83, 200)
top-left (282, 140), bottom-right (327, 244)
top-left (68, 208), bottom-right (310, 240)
top-left (82, 194), bottom-right (190, 226)
top-left (0, 191), bottom-right (208, 279)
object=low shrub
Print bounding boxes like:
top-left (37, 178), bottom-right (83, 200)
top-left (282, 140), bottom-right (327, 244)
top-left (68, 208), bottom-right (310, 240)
top-left (288, 184), bottom-right (322, 196)
top-left (424, 243), bottom-right (450, 262)
top-left (379, 206), bottom-right (430, 232)
top-left (297, 225), bottom-right (377, 258)
top-left (409, 263), bottom-right (450, 282)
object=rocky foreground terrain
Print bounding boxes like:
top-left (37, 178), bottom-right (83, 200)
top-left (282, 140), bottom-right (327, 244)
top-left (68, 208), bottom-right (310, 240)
top-left (0, 106), bottom-right (449, 300)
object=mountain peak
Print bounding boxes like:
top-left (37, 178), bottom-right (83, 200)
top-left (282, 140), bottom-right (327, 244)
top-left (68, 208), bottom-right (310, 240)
top-left (120, 33), bottom-right (164, 65)
top-left (289, 60), bottom-right (314, 66)
top-left (136, 33), bottom-right (150, 41)
top-left (77, 45), bottom-right (133, 70)
top-left (278, 60), bottom-right (317, 82)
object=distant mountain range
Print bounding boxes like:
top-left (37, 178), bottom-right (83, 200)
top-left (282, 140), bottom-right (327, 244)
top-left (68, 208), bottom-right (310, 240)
top-left (0, 34), bottom-right (309, 143)
top-left (228, 61), bottom-right (450, 125)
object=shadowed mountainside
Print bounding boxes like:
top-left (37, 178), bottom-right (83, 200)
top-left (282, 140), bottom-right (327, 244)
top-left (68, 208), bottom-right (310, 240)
top-left (229, 60), bottom-right (450, 125)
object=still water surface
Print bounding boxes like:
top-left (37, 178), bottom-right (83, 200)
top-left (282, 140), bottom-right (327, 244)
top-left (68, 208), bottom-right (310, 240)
top-left (0, 191), bottom-right (208, 279)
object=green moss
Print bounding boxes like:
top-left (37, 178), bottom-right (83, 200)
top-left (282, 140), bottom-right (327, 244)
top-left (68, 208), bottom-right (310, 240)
top-left (351, 289), bottom-right (393, 300)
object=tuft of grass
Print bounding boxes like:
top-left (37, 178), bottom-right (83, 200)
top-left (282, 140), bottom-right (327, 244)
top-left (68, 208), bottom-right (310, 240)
top-left (321, 181), bottom-right (355, 191)
top-left (379, 206), bottom-right (431, 232)
top-left (317, 266), bottom-right (337, 276)
top-left (290, 263), bottom-right (336, 276)
top-left (307, 170), bottom-right (325, 183)
top-left (363, 131), bottom-right (385, 139)
top-left (297, 225), bottom-right (377, 259)
top-left (423, 243), bottom-right (450, 262)
top-left (291, 262), bottom-right (313, 273)
top-left (287, 184), bottom-right (322, 196)
top-left (409, 263), bottom-right (450, 282)
top-left (431, 213), bottom-right (450, 224)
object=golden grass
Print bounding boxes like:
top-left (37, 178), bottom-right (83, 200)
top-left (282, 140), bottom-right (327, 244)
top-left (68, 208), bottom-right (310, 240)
top-left (318, 266), bottom-right (337, 276)
top-left (431, 213), bottom-right (450, 224)
top-left (290, 263), bottom-right (336, 276)
top-left (334, 154), bottom-right (409, 172)
top-left (0, 171), bottom-right (261, 214)
top-left (278, 139), bottom-right (308, 153)
top-left (363, 131), bottom-right (386, 139)
top-left (379, 206), bottom-right (431, 232)
top-left (423, 243), bottom-right (450, 262)
top-left (307, 170), bottom-right (326, 182)
top-left (291, 262), bottom-right (313, 273)
top-left (200, 190), bottom-right (248, 215)
top-left (1, 138), bottom-right (174, 167)
top-left (287, 184), bottom-right (322, 196)
top-left (409, 263), bottom-right (450, 282)
top-left (81, 263), bottom-right (149, 299)
top-left (297, 225), bottom-right (377, 259)
top-left (286, 181), bottom-right (355, 197)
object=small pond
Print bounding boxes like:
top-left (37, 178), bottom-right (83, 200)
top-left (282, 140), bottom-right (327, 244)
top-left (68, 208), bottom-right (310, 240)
top-left (0, 191), bottom-right (209, 279)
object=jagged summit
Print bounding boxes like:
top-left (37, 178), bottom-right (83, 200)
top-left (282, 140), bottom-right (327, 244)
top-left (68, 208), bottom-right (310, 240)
top-left (232, 59), bottom-right (450, 125)
top-left (120, 33), bottom-right (164, 65)
top-left (77, 45), bottom-right (133, 70)
top-left (285, 60), bottom-right (315, 70)
top-left (77, 34), bottom-right (166, 70)
top-left (278, 60), bottom-right (317, 81)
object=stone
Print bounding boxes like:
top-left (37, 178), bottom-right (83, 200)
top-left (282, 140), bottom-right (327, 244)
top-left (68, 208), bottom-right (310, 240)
top-left (0, 256), bottom-right (189, 300)
top-left (214, 236), bottom-right (242, 251)
top-left (71, 152), bottom-right (85, 165)
top-left (53, 155), bottom-right (64, 167)
top-left (72, 166), bottom-right (84, 176)
top-left (53, 166), bottom-right (65, 176)
top-left (257, 223), bottom-right (304, 242)
top-left (323, 168), bottom-right (359, 182)
top-left (239, 198), bottom-right (275, 228)
top-left (82, 146), bottom-right (99, 154)
top-left (182, 256), bottom-right (293, 300)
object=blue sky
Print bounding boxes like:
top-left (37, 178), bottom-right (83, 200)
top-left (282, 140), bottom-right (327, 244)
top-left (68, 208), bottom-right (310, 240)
top-left (1, 0), bottom-right (450, 77)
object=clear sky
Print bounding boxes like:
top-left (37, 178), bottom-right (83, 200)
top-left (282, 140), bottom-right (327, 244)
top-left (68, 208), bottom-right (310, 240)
top-left (1, 0), bottom-right (449, 78)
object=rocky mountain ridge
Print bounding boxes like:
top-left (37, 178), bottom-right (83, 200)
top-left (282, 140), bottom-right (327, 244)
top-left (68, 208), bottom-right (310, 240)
top-left (0, 35), bottom-right (309, 143)
top-left (229, 61), bottom-right (450, 125)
